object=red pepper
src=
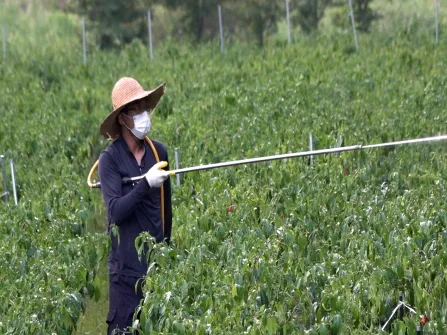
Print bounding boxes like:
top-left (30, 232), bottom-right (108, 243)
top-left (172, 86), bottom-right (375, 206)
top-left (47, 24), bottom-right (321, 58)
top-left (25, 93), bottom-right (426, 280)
top-left (421, 314), bottom-right (429, 326)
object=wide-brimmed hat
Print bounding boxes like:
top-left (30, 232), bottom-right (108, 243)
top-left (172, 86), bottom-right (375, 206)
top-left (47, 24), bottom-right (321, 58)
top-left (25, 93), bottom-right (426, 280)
top-left (100, 77), bottom-right (165, 140)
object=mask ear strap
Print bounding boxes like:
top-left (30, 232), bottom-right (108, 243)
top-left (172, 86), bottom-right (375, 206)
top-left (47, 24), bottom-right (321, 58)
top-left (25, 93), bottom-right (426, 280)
top-left (123, 123), bottom-right (133, 132)
top-left (122, 113), bottom-right (134, 121)
top-left (121, 113), bottom-right (138, 134)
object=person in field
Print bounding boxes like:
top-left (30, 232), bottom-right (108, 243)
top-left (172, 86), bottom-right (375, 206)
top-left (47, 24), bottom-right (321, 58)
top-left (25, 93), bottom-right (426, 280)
top-left (98, 77), bottom-right (172, 334)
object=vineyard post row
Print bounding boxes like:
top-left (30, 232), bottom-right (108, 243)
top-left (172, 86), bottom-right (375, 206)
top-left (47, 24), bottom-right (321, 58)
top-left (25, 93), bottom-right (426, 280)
top-left (73, 1), bottom-right (444, 62)
top-left (0, 2), bottom-right (442, 62)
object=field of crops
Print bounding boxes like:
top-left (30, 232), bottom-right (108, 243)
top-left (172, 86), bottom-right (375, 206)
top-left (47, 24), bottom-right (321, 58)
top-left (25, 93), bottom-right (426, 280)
top-left (1, 3), bottom-right (447, 335)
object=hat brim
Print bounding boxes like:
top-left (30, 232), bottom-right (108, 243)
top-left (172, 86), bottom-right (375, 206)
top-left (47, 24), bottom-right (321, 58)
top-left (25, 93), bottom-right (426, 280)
top-left (100, 83), bottom-right (166, 140)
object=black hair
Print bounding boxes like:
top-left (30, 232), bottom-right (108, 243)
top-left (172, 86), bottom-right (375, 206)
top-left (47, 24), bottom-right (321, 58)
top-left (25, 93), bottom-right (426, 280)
top-left (121, 106), bottom-right (129, 115)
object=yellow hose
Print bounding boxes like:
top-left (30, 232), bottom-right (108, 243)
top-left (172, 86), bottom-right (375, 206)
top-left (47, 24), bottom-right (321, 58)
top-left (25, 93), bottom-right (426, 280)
top-left (145, 137), bottom-right (166, 235)
top-left (87, 136), bottom-right (166, 233)
top-left (87, 160), bottom-right (99, 188)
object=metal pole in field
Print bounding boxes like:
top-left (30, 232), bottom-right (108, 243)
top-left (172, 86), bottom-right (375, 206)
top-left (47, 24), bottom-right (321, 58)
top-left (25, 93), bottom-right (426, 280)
top-left (1, 155), bottom-right (8, 202)
top-left (435, 0), bottom-right (440, 43)
top-left (347, 0), bottom-right (359, 51)
top-left (2, 25), bottom-right (6, 61)
top-left (218, 5), bottom-right (224, 53)
top-left (82, 17), bottom-right (87, 64)
top-left (10, 159), bottom-right (17, 205)
top-left (309, 133), bottom-right (314, 165)
top-left (174, 148), bottom-right (181, 186)
top-left (286, 0), bottom-right (291, 44)
top-left (148, 9), bottom-right (154, 60)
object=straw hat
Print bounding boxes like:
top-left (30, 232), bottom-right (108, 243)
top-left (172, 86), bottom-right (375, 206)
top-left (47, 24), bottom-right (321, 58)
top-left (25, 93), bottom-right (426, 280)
top-left (100, 77), bottom-right (165, 140)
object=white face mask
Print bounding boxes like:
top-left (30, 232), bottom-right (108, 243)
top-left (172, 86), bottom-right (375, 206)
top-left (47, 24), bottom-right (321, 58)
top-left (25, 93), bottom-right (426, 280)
top-left (125, 111), bottom-right (151, 139)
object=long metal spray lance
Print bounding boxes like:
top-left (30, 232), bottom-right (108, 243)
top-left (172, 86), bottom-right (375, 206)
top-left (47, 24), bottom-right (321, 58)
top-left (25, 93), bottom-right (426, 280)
top-left (89, 135), bottom-right (447, 188)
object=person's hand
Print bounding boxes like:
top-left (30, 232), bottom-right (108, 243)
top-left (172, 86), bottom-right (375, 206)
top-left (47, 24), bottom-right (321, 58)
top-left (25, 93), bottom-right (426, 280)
top-left (145, 161), bottom-right (170, 188)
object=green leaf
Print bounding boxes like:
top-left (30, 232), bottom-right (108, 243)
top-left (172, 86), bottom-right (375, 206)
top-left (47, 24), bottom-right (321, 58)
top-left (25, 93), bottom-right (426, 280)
top-left (266, 316), bottom-right (277, 335)
top-left (173, 321), bottom-right (185, 335)
top-left (319, 323), bottom-right (329, 335)
top-left (331, 314), bottom-right (343, 334)
top-left (232, 284), bottom-right (238, 298)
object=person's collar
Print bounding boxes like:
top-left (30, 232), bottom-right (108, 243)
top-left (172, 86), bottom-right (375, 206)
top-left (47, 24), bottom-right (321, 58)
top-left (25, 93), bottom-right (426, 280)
top-left (116, 134), bottom-right (148, 156)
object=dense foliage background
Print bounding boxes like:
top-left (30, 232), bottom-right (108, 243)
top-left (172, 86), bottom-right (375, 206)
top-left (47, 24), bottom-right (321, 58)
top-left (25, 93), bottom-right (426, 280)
top-left (0, 0), bottom-right (402, 47)
top-left (0, 0), bottom-right (446, 334)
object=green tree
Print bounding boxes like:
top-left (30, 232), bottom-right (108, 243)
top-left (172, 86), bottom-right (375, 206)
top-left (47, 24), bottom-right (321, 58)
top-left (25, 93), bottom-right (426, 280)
top-left (331, 0), bottom-right (379, 32)
top-left (236, 0), bottom-right (282, 47)
top-left (292, 0), bottom-right (332, 33)
top-left (156, 0), bottom-right (224, 42)
top-left (74, 0), bottom-right (151, 49)
top-left (353, 0), bottom-right (379, 32)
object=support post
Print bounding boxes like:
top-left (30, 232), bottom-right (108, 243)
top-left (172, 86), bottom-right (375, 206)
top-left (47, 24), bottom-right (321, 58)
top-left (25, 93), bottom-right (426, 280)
top-left (286, 0), bottom-right (291, 44)
top-left (218, 5), bottom-right (224, 53)
top-left (148, 10), bottom-right (154, 60)
top-left (347, 0), bottom-right (359, 51)
top-left (10, 159), bottom-right (17, 205)
top-left (309, 133), bottom-right (314, 165)
top-left (174, 148), bottom-right (181, 186)
top-left (435, 0), bottom-right (440, 44)
top-left (82, 17), bottom-right (87, 64)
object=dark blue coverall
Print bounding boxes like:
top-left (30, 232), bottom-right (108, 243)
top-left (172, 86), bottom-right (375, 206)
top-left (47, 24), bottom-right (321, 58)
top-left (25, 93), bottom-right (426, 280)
top-left (98, 135), bottom-right (172, 334)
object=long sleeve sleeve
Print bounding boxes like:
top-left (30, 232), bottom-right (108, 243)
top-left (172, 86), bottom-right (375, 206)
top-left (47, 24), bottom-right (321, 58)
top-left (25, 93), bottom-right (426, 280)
top-left (98, 151), bottom-right (150, 226)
